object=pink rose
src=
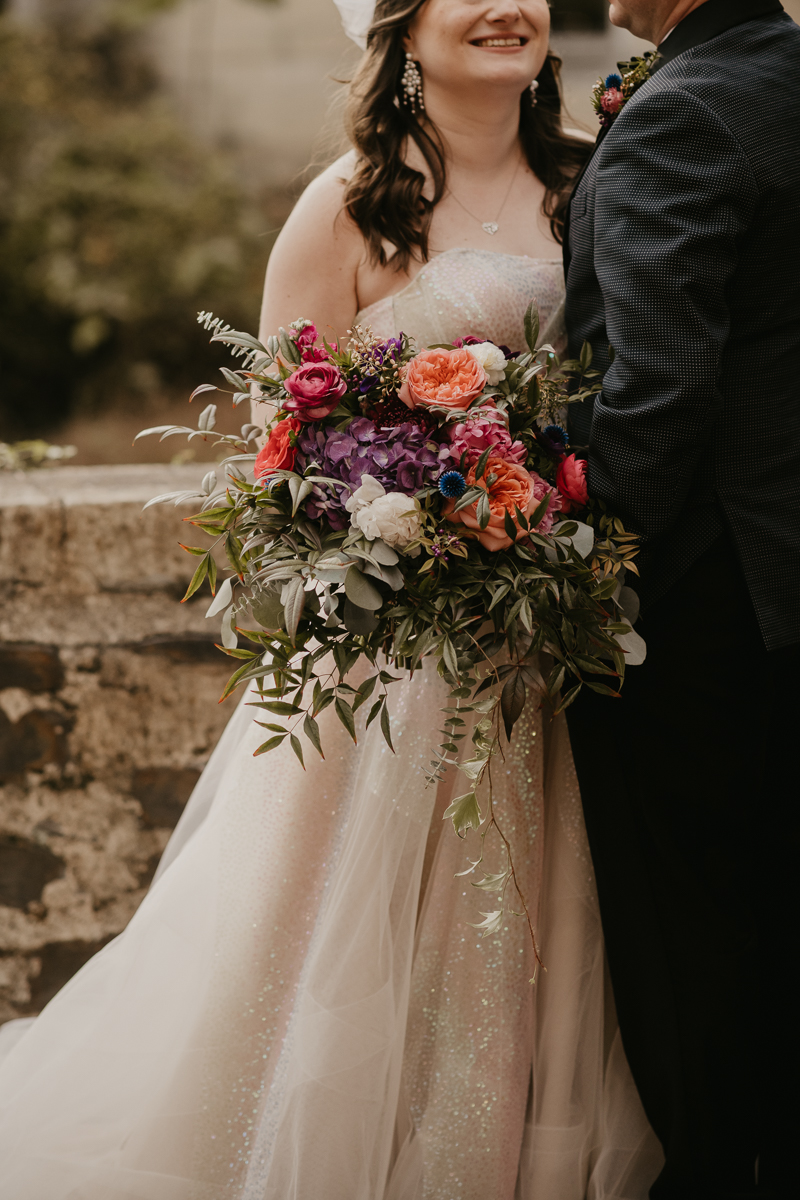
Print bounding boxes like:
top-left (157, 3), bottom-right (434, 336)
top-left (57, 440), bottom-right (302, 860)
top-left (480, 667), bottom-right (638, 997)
top-left (291, 322), bottom-right (334, 363)
top-left (292, 321), bottom-right (316, 344)
top-left (399, 347), bottom-right (486, 411)
top-left (447, 412), bottom-right (527, 467)
top-left (283, 362), bottom-right (347, 421)
top-left (556, 454), bottom-right (588, 512)
top-left (601, 88), bottom-right (624, 115)
top-left (301, 345), bottom-right (332, 363)
top-left (254, 416), bottom-right (302, 479)
top-left (445, 456), bottom-right (561, 551)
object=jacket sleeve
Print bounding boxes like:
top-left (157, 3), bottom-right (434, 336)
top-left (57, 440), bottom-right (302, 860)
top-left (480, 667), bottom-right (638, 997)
top-left (589, 86), bottom-right (759, 539)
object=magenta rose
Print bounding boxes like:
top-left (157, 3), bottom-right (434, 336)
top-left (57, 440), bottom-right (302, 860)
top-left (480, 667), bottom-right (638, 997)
top-left (283, 362), bottom-right (347, 421)
top-left (556, 453), bottom-right (589, 512)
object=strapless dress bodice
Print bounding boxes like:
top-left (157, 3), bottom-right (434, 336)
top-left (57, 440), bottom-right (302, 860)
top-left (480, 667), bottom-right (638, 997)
top-left (355, 247), bottom-right (565, 352)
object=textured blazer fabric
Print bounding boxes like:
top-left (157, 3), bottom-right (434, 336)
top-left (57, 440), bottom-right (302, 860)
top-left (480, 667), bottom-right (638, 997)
top-left (565, 12), bottom-right (800, 650)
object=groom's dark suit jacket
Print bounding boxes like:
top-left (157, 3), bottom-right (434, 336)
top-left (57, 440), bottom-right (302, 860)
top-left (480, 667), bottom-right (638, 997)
top-left (564, 0), bottom-right (800, 651)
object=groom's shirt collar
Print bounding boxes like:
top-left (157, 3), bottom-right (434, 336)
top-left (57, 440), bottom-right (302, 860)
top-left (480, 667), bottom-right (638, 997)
top-left (653, 0), bottom-right (785, 70)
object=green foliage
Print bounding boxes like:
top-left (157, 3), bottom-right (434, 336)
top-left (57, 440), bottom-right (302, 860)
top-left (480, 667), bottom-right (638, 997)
top-left (0, 14), bottom-right (266, 438)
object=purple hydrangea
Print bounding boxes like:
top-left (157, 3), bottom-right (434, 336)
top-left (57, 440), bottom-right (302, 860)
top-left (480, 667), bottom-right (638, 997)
top-left (296, 416), bottom-right (446, 529)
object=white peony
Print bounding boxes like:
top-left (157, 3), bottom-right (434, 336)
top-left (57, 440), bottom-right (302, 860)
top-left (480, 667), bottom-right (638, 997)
top-left (345, 474), bottom-right (422, 551)
top-left (464, 341), bottom-right (508, 385)
top-left (345, 474), bottom-right (386, 516)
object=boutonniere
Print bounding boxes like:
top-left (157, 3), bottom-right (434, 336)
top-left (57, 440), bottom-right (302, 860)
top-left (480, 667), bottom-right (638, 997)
top-left (591, 51), bottom-right (660, 129)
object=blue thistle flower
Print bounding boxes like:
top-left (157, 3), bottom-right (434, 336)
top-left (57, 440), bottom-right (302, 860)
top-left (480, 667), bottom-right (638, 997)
top-left (543, 424), bottom-right (568, 447)
top-left (605, 73), bottom-right (623, 90)
top-left (438, 470), bottom-right (467, 499)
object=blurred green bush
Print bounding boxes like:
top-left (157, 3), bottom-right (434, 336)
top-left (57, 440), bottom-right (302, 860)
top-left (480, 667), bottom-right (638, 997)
top-left (0, 10), bottom-right (268, 439)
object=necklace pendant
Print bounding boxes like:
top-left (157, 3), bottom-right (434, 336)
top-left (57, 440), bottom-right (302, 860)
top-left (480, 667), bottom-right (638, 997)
top-left (482, 222), bottom-right (499, 236)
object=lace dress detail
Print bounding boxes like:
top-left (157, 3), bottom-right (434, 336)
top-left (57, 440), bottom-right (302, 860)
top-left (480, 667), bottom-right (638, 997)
top-left (0, 251), bottom-right (661, 1200)
top-left (357, 249), bottom-right (565, 353)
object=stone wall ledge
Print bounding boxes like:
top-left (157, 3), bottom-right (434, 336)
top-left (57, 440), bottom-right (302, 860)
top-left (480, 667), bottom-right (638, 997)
top-left (0, 464), bottom-right (233, 1023)
top-left (0, 463), bottom-right (210, 593)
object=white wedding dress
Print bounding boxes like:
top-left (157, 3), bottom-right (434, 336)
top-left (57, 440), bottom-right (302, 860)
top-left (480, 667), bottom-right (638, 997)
top-left (0, 249), bottom-right (663, 1200)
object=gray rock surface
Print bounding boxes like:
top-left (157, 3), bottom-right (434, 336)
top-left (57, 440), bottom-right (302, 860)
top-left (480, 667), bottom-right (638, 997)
top-left (0, 464), bottom-right (235, 1022)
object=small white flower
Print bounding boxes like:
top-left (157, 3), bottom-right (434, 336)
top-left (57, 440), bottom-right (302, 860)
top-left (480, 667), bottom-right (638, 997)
top-left (464, 341), bottom-right (507, 386)
top-left (345, 474), bottom-right (422, 552)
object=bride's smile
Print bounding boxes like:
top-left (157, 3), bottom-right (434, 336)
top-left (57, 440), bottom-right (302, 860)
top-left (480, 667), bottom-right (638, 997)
top-left (470, 35), bottom-right (529, 46)
top-left (407, 0), bottom-right (549, 99)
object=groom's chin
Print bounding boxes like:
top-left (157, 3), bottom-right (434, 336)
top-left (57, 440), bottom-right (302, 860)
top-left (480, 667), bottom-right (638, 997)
top-left (607, 1), bottom-right (633, 32)
top-left (607, 0), bottom-right (655, 42)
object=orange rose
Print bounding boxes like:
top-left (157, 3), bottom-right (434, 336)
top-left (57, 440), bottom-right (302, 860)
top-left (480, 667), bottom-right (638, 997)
top-left (254, 416), bottom-right (302, 479)
top-left (445, 456), bottom-right (561, 551)
top-left (399, 347), bottom-right (486, 411)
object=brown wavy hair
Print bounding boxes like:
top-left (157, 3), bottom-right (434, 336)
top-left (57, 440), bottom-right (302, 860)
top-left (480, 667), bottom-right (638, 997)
top-left (344, 0), bottom-right (590, 272)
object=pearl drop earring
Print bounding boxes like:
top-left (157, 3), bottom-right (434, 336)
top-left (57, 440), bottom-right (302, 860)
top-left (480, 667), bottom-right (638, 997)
top-left (529, 78), bottom-right (539, 106)
top-left (401, 52), bottom-right (425, 114)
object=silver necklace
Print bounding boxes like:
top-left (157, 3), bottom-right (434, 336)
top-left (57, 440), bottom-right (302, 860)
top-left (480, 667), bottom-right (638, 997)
top-left (446, 155), bottom-right (522, 236)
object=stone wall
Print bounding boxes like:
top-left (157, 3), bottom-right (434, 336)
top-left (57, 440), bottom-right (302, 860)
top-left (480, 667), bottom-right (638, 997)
top-left (0, 464), bottom-right (234, 1023)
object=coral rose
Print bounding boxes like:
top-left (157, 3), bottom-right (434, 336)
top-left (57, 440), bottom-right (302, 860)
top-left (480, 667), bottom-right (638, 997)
top-left (556, 453), bottom-right (588, 512)
top-left (445, 456), bottom-right (561, 551)
top-left (399, 347), bottom-right (486, 411)
top-left (254, 417), bottom-right (302, 479)
top-left (284, 362), bottom-right (347, 421)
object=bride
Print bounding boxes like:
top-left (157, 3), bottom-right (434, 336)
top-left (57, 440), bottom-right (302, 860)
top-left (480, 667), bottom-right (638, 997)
top-left (0, 1), bottom-right (662, 1197)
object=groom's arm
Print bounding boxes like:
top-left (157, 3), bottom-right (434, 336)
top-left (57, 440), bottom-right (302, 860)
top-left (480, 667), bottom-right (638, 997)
top-left (589, 88), bottom-right (759, 539)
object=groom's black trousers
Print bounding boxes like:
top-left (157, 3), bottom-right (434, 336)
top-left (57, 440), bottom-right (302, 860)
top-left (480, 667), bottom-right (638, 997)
top-left (565, 536), bottom-right (799, 1200)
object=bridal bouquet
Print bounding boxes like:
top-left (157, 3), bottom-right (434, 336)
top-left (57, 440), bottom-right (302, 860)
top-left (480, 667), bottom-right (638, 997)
top-left (139, 310), bottom-right (641, 955)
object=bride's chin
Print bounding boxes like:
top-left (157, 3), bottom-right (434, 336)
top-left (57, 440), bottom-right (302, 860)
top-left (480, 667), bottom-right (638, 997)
top-left (458, 73), bottom-right (537, 99)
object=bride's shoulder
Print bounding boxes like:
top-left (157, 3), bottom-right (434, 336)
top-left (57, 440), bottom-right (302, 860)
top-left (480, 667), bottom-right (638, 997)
top-left (266, 151), bottom-right (364, 283)
top-left (281, 152), bottom-right (360, 244)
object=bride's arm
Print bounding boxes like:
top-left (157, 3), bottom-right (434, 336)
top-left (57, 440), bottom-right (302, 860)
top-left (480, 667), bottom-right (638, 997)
top-left (252, 152), bottom-right (364, 431)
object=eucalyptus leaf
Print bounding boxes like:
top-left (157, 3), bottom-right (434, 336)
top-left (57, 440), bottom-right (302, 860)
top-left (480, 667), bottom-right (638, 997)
top-left (617, 585), bottom-right (641, 625)
top-left (345, 566), bottom-right (383, 611)
top-left (249, 585), bottom-right (284, 632)
top-left (343, 599), bottom-right (379, 636)
top-left (613, 621), bottom-right (647, 666)
top-left (369, 539), bottom-right (399, 566)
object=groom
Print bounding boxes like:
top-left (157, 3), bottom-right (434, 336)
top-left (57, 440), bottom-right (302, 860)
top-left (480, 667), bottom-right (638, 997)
top-left (563, 1), bottom-right (800, 1197)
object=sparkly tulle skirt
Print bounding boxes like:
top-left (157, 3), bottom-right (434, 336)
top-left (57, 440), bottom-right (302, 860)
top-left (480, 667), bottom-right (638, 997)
top-left (0, 665), bottom-right (662, 1199)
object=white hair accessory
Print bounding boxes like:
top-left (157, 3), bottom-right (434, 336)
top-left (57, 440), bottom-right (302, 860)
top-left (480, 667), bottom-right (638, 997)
top-left (332, 0), bottom-right (377, 49)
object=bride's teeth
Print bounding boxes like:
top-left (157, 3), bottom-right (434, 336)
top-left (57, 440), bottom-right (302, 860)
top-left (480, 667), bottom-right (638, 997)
top-left (476, 38), bottom-right (522, 47)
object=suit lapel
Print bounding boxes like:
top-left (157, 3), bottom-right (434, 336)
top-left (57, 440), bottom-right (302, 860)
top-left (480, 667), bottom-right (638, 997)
top-left (561, 0), bottom-right (785, 279)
